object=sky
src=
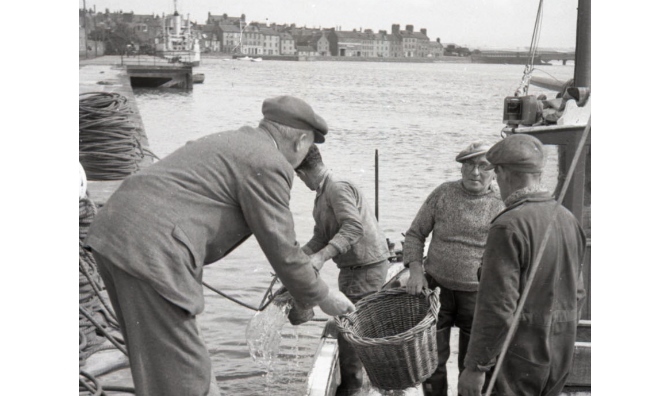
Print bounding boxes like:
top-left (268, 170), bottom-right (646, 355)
top-left (79, 0), bottom-right (579, 50)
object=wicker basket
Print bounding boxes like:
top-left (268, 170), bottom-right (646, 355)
top-left (336, 288), bottom-right (440, 390)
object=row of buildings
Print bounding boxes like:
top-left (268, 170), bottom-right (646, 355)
top-left (80, 9), bottom-right (448, 59)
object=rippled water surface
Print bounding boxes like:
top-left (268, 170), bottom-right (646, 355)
top-left (132, 59), bottom-right (574, 395)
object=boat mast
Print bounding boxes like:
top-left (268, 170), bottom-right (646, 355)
top-left (574, 0), bottom-right (591, 87)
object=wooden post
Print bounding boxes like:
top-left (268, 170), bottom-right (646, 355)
top-left (375, 149), bottom-right (379, 221)
top-left (83, 0), bottom-right (89, 59)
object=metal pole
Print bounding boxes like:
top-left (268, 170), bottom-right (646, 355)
top-left (574, 0), bottom-right (591, 88)
top-left (83, 0), bottom-right (88, 59)
top-left (375, 149), bottom-right (379, 221)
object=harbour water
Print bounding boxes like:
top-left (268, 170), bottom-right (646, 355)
top-left (131, 59), bottom-right (574, 395)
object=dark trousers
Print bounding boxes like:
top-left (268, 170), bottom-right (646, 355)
top-left (93, 251), bottom-right (220, 396)
top-left (423, 277), bottom-right (477, 396)
top-left (336, 260), bottom-right (389, 395)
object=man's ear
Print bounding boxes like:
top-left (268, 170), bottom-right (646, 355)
top-left (294, 133), bottom-right (308, 152)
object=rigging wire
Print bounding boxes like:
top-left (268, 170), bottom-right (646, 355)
top-left (202, 274), bottom-right (289, 312)
top-left (515, 0), bottom-right (545, 96)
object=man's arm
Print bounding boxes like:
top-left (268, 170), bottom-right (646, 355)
top-left (403, 190), bottom-right (438, 294)
top-left (464, 224), bottom-right (523, 370)
top-left (240, 165), bottom-right (329, 308)
top-left (403, 189), bottom-right (439, 268)
top-left (459, 224), bottom-right (523, 396)
top-left (323, 181), bottom-right (364, 257)
top-left (303, 222), bottom-right (328, 255)
top-left (576, 227), bottom-right (588, 321)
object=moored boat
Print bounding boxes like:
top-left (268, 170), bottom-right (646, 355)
top-left (306, 0), bottom-right (591, 395)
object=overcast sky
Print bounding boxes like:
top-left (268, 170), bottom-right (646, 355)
top-left (79, 0), bottom-right (580, 50)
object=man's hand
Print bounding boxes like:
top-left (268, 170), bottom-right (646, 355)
top-left (406, 262), bottom-right (428, 295)
top-left (309, 253), bottom-right (326, 271)
top-left (458, 367), bottom-right (486, 396)
top-left (317, 288), bottom-right (356, 316)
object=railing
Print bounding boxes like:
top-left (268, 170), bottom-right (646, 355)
top-left (119, 51), bottom-right (197, 67)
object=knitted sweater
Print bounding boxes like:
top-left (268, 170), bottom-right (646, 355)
top-left (404, 181), bottom-right (505, 291)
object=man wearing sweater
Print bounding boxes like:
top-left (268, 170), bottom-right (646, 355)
top-left (404, 142), bottom-right (505, 396)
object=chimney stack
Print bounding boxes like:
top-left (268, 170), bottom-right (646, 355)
top-left (392, 24), bottom-right (400, 34)
top-left (405, 24), bottom-right (414, 33)
top-left (420, 28), bottom-right (427, 36)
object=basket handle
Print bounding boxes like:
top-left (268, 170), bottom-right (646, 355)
top-left (334, 314), bottom-right (356, 337)
top-left (422, 287), bottom-right (440, 320)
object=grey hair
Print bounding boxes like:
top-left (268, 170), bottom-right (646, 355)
top-left (259, 119), bottom-right (309, 140)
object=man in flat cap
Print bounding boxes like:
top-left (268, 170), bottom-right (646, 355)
top-left (404, 141), bottom-right (505, 396)
top-left (85, 95), bottom-right (355, 396)
top-left (459, 134), bottom-right (586, 396)
top-left (294, 144), bottom-right (391, 395)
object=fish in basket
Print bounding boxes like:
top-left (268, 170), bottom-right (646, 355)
top-left (336, 287), bottom-right (440, 391)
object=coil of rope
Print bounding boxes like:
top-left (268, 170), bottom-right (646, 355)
top-left (79, 92), bottom-right (158, 181)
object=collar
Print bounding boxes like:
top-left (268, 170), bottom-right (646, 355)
top-left (491, 185), bottom-right (553, 223)
top-left (503, 184), bottom-right (550, 207)
top-left (259, 125), bottom-right (279, 150)
top-left (459, 180), bottom-right (499, 196)
top-left (316, 171), bottom-right (330, 196)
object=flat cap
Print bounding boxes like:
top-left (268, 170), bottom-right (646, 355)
top-left (484, 134), bottom-right (545, 173)
top-left (262, 96), bottom-right (328, 143)
top-left (456, 141), bottom-right (491, 163)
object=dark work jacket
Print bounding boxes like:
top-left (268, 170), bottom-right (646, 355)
top-left (85, 126), bottom-right (329, 315)
top-left (464, 191), bottom-right (586, 396)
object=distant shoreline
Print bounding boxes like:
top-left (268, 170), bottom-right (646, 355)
top-left (202, 53), bottom-right (472, 63)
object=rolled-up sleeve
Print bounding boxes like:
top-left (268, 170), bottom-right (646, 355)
top-left (240, 166), bottom-right (329, 307)
top-left (305, 223), bottom-right (328, 254)
top-left (326, 182), bottom-right (364, 255)
top-left (464, 224), bottom-right (522, 370)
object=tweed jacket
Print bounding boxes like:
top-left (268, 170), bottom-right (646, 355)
top-left (464, 191), bottom-right (587, 396)
top-left (85, 126), bottom-right (329, 315)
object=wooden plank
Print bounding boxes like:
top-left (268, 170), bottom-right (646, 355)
top-left (566, 342), bottom-right (591, 386)
top-left (305, 337), bottom-right (340, 396)
top-left (531, 76), bottom-right (569, 92)
top-left (577, 320), bottom-right (591, 343)
top-left (86, 180), bottom-right (124, 207)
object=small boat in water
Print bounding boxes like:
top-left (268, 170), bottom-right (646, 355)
top-left (251, 57), bottom-right (263, 62)
top-left (193, 73), bottom-right (205, 84)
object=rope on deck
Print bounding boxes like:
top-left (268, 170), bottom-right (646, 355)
top-left (79, 92), bottom-right (158, 181)
top-left (79, 197), bottom-right (133, 395)
top-left (79, 197), bottom-right (125, 366)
